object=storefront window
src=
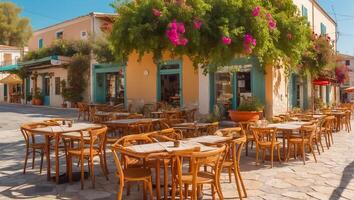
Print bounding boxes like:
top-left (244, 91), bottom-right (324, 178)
top-left (236, 72), bottom-right (251, 106)
top-left (106, 70), bottom-right (125, 104)
top-left (215, 72), bottom-right (233, 115)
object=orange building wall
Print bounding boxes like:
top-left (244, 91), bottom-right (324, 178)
top-left (126, 52), bottom-right (199, 107)
top-left (28, 17), bottom-right (91, 51)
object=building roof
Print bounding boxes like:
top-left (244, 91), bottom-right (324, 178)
top-left (312, 0), bottom-right (336, 25)
top-left (0, 45), bottom-right (22, 51)
top-left (34, 12), bottom-right (117, 33)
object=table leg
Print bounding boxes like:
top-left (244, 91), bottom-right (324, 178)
top-left (45, 135), bottom-right (51, 181)
top-left (55, 135), bottom-right (60, 184)
top-left (282, 132), bottom-right (287, 160)
top-left (156, 159), bottom-right (161, 200)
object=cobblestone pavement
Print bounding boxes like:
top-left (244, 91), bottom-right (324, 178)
top-left (1, 103), bottom-right (354, 199)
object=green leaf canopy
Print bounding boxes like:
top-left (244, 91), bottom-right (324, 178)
top-left (110, 0), bottom-right (312, 71)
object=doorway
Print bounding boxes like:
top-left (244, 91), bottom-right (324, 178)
top-left (158, 62), bottom-right (182, 107)
top-left (42, 77), bottom-right (50, 106)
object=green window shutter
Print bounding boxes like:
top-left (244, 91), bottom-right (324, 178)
top-left (251, 65), bottom-right (265, 105)
top-left (302, 5), bottom-right (308, 19)
top-left (288, 75), bottom-right (293, 108)
top-left (292, 75), bottom-right (298, 107)
top-left (3, 84), bottom-right (7, 97)
top-left (326, 86), bottom-right (330, 104)
top-left (209, 72), bottom-right (215, 112)
top-left (38, 39), bottom-right (43, 48)
top-left (303, 77), bottom-right (308, 110)
top-left (320, 23), bottom-right (327, 36)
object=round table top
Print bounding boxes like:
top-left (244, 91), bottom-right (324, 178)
top-left (30, 123), bottom-right (101, 134)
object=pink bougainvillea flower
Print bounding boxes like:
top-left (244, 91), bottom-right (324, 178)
top-left (193, 19), bottom-right (202, 29)
top-left (243, 34), bottom-right (256, 54)
top-left (179, 38), bottom-right (188, 46)
top-left (268, 19), bottom-right (277, 30)
top-left (266, 13), bottom-right (272, 20)
top-left (222, 36), bottom-right (232, 45)
top-left (252, 6), bottom-right (261, 17)
top-left (177, 23), bottom-right (185, 34)
top-left (166, 20), bottom-right (188, 46)
top-left (152, 8), bottom-right (162, 17)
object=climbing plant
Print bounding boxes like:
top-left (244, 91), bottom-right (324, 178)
top-left (110, 0), bottom-right (312, 72)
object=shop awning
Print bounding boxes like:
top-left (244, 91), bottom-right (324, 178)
top-left (0, 64), bottom-right (20, 72)
top-left (312, 79), bottom-right (331, 86)
top-left (344, 86), bottom-right (354, 93)
top-left (0, 74), bottom-right (22, 84)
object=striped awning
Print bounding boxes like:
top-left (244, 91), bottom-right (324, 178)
top-left (0, 64), bottom-right (20, 72)
top-left (0, 74), bottom-right (22, 84)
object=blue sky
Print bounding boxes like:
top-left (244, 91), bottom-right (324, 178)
top-left (3, 0), bottom-right (354, 55)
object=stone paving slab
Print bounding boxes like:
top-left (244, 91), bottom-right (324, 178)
top-left (1, 103), bottom-right (354, 199)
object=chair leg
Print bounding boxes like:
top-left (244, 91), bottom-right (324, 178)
top-left (90, 158), bottom-right (95, 188)
top-left (237, 166), bottom-right (247, 198)
top-left (23, 147), bottom-right (29, 174)
top-left (117, 179), bottom-right (124, 200)
top-left (80, 157), bottom-right (85, 190)
top-left (233, 168), bottom-right (243, 200)
top-left (271, 147), bottom-right (274, 168)
top-left (245, 142), bottom-right (249, 156)
top-left (40, 149), bottom-right (44, 174)
top-left (315, 139), bottom-right (321, 155)
top-left (99, 155), bottom-right (109, 180)
top-left (302, 143), bottom-right (306, 165)
top-left (147, 178), bottom-right (154, 200)
top-left (32, 148), bottom-right (36, 169)
top-left (68, 156), bottom-right (73, 183)
top-left (163, 162), bottom-right (168, 200)
top-left (255, 146), bottom-right (259, 165)
top-left (286, 142), bottom-right (291, 162)
top-left (211, 184), bottom-right (215, 200)
top-left (277, 145), bottom-right (281, 164)
top-left (309, 144), bottom-right (317, 163)
top-left (228, 168), bottom-right (232, 183)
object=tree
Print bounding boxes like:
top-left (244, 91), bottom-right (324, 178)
top-left (110, 0), bottom-right (312, 72)
top-left (0, 2), bottom-right (32, 47)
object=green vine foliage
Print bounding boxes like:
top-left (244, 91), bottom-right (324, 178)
top-left (110, 0), bottom-right (312, 72)
top-left (22, 40), bottom-right (91, 61)
top-left (22, 39), bottom-right (92, 103)
top-left (299, 35), bottom-right (336, 78)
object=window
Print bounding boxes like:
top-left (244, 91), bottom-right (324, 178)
top-left (346, 60), bottom-right (351, 66)
top-left (320, 23), bottom-right (327, 36)
top-left (81, 31), bottom-right (88, 39)
top-left (38, 38), bottom-right (43, 48)
top-left (56, 31), bottom-right (63, 39)
top-left (55, 77), bottom-right (61, 95)
top-left (301, 5), bottom-right (308, 19)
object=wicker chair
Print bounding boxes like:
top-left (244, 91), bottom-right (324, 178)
top-left (20, 122), bottom-right (48, 174)
top-left (62, 126), bottom-right (109, 189)
top-left (171, 145), bottom-right (227, 200)
top-left (287, 124), bottom-right (317, 164)
top-left (77, 102), bottom-right (89, 120)
top-left (252, 127), bottom-right (281, 168)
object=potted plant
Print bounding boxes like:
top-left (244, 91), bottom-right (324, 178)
top-left (229, 97), bottom-right (264, 122)
top-left (32, 88), bottom-right (43, 105)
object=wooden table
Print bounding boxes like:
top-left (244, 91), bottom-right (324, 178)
top-left (31, 122), bottom-right (101, 183)
top-left (267, 121), bottom-right (310, 159)
top-left (124, 139), bottom-right (217, 199)
top-left (172, 123), bottom-right (212, 137)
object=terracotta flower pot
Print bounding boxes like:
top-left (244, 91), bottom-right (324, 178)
top-left (229, 110), bottom-right (262, 122)
top-left (32, 98), bottom-right (42, 105)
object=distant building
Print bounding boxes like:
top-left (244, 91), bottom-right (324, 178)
top-left (23, 12), bottom-right (120, 107)
top-left (0, 45), bottom-right (24, 103)
top-left (337, 54), bottom-right (354, 102)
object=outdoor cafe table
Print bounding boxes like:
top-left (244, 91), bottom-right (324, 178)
top-left (266, 121), bottom-right (311, 159)
top-left (123, 137), bottom-right (225, 199)
top-left (172, 122), bottom-right (212, 136)
top-left (94, 111), bottom-right (131, 122)
top-left (30, 122), bottom-right (101, 183)
top-left (104, 118), bottom-right (161, 133)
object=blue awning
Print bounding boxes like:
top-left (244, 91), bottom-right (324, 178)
top-left (0, 64), bottom-right (20, 72)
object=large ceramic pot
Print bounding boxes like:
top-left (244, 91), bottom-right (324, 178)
top-left (32, 98), bottom-right (42, 105)
top-left (229, 110), bottom-right (262, 122)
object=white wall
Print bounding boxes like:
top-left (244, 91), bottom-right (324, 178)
top-left (198, 67), bottom-right (210, 115)
top-left (33, 67), bottom-right (68, 107)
